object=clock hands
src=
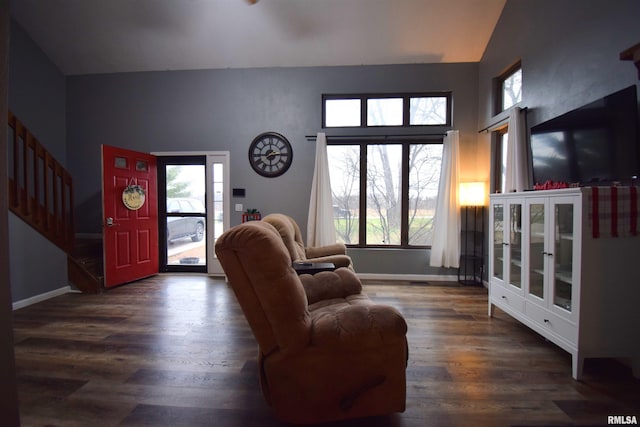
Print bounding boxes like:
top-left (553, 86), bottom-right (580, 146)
top-left (265, 149), bottom-right (280, 161)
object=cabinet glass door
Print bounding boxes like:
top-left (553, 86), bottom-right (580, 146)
top-left (553, 203), bottom-right (574, 312)
top-left (492, 203), bottom-right (504, 281)
top-left (528, 203), bottom-right (545, 300)
top-left (509, 203), bottom-right (522, 289)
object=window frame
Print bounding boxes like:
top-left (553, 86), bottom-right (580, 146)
top-left (494, 61), bottom-right (522, 114)
top-left (491, 126), bottom-right (509, 194)
top-left (322, 92), bottom-right (452, 129)
top-left (327, 136), bottom-right (444, 249)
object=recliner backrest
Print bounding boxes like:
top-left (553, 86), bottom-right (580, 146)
top-left (262, 213), bottom-right (307, 261)
top-left (214, 221), bottom-right (312, 355)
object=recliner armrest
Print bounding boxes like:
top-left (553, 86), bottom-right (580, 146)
top-left (302, 254), bottom-right (352, 269)
top-left (311, 304), bottom-right (407, 349)
top-left (305, 243), bottom-right (347, 258)
top-left (299, 268), bottom-right (362, 304)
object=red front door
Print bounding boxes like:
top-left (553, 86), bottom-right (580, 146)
top-left (102, 145), bottom-right (158, 288)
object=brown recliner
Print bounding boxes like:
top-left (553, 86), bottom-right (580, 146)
top-left (262, 213), bottom-right (353, 269)
top-left (214, 221), bottom-right (408, 424)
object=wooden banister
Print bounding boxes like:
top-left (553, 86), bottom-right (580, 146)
top-left (7, 111), bottom-right (74, 253)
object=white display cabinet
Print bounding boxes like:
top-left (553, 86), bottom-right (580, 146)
top-left (489, 187), bottom-right (640, 380)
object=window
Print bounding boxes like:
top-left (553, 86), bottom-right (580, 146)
top-left (323, 93), bottom-right (451, 128)
top-left (497, 63), bottom-right (522, 113)
top-left (325, 98), bottom-right (361, 127)
top-left (410, 96), bottom-right (448, 125)
top-left (367, 98), bottom-right (403, 126)
top-left (327, 140), bottom-right (443, 247)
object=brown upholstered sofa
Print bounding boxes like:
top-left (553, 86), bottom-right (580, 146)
top-left (262, 213), bottom-right (353, 269)
top-left (214, 221), bottom-right (408, 424)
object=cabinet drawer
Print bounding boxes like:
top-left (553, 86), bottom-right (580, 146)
top-left (490, 284), bottom-right (524, 313)
top-left (525, 302), bottom-right (577, 344)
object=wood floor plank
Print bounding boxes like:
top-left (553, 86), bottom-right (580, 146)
top-left (12, 275), bottom-right (640, 427)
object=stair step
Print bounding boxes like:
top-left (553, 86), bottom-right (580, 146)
top-left (68, 237), bottom-right (104, 294)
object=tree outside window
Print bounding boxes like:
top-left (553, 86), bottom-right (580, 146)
top-left (408, 144), bottom-right (442, 245)
top-left (327, 145), bottom-right (360, 244)
top-left (327, 142), bottom-right (442, 248)
top-left (500, 65), bottom-right (522, 111)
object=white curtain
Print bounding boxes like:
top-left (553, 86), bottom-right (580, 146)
top-left (429, 130), bottom-right (461, 268)
top-left (307, 132), bottom-right (337, 246)
top-left (504, 107), bottom-right (530, 192)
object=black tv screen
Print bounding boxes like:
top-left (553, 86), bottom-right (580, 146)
top-left (530, 85), bottom-right (640, 187)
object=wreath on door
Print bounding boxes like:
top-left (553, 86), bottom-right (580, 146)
top-left (122, 180), bottom-right (146, 210)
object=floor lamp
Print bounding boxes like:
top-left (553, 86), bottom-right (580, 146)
top-left (458, 182), bottom-right (486, 285)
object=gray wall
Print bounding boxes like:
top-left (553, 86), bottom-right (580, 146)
top-left (9, 21), bottom-right (66, 162)
top-left (67, 62), bottom-right (480, 275)
top-left (8, 20), bottom-right (68, 302)
top-left (479, 0), bottom-right (640, 132)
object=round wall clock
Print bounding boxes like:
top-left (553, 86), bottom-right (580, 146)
top-left (248, 132), bottom-right (293, 177)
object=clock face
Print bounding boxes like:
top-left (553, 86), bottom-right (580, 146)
top-left (248, 132), bottom-right (293, 177)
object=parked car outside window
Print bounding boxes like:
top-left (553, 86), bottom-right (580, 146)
top-left (166, 198), bottom-right (206, 243)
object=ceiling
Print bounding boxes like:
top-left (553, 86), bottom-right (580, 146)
top-left (9, 0), bottom-right (507, 76)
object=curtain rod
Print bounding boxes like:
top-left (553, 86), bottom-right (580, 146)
top-left (305, 133), bottom-right (447, 141)
top-left (478, 106), bottom-right (528, 134)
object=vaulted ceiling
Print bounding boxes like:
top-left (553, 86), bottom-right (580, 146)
top-left (9, 0), bottom-right (507, 76)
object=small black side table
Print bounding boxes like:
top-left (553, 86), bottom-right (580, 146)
top-left (293, 262), bottom-right (336, 275)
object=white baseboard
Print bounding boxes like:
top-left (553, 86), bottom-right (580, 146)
top-left (356, 273), bottom-right (459, 282)
top-left (13, 286), bottom-right (72, 311)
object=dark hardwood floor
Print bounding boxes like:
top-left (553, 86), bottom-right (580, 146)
top-left (12, 275), bottom-right (640, 427)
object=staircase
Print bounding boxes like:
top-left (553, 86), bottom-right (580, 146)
top-left (67, 237), bottom-right (104, 294)
top-left (8, 111), bottom-right (103, 293)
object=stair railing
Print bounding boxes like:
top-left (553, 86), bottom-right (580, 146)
top-left (7, 111), bottom-right (74, 253)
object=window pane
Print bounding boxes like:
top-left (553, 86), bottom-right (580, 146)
top-left (410, 97), bottom-right (447, 125)
top-left (114, 157), bottom-right (127, 169)
top-left (325, 99), bottom-right (361, 127)
top-left (328, 145), bottom-right (360, 244)
top-left (367, 98), bottom-right (403, 126)
top-left (408, 144), bottom-right (442, 245)
top-left (212, 162), bottom-right (224, 240)
top-left (502, 68), bottom-right (522, 110)
top-left (166, 164), bottom-right (206, 266)
top-left (367, 144), bottom-right (402, 245)
top-left (136, 160), bottom-right (148, 172)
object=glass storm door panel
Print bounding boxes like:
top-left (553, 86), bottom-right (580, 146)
top-left (528, 203), bottom-right (546, 300)
top-left (553, 202), bottom-right (574, 312)
top-left (165, 164), bottom-right (207, 268)
top-left (509, 203), bottom-right (523, 289)
top-left (492, 202), bottom-right (504, 281)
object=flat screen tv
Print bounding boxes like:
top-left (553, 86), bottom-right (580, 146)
top-left (529, 85), bottom-right (640, 187)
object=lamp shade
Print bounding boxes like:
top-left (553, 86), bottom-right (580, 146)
top-left (459, 182), bottom-right (486, 206)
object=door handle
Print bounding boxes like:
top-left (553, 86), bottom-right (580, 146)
top-left (105, 217), bottom-right (118, 227)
